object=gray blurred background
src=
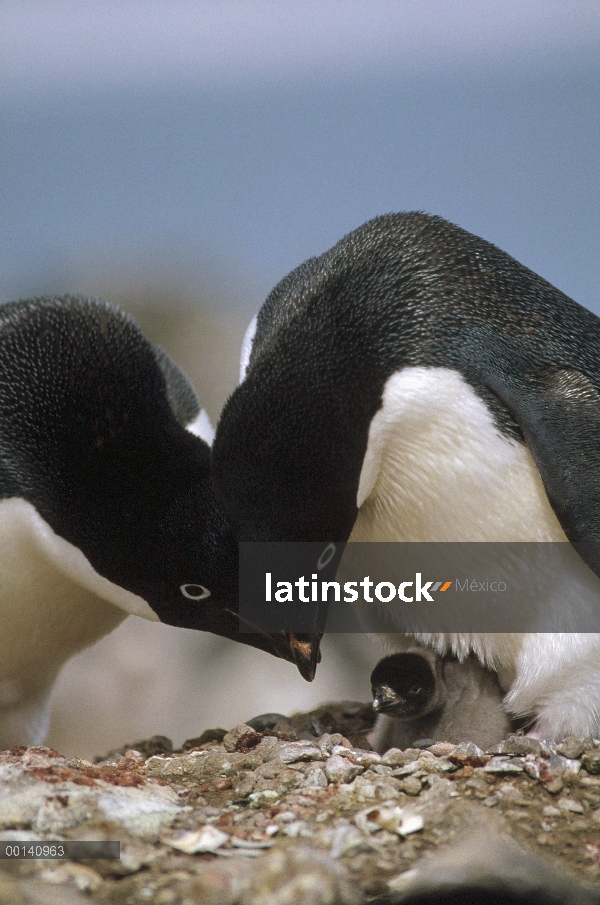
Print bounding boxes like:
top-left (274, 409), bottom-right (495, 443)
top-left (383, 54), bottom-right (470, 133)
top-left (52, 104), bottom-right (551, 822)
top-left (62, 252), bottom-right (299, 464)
top-left (2, 2), bottom-right (599, 757)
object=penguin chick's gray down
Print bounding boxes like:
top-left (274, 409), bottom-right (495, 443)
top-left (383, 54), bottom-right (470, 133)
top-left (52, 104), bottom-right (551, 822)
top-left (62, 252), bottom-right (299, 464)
top-left (370, 649), bottom-right (513, 753)
top-left (0, 296), bottom-right (320, 747)
top-left (212, 211), bottom-right (600, 740)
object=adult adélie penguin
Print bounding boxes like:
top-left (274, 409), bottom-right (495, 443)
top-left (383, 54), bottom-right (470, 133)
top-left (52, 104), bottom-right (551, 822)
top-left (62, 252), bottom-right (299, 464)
top-left (213, 211), bottom-right (600, 740)
top-left (0, 296), bottom-right (320, 747)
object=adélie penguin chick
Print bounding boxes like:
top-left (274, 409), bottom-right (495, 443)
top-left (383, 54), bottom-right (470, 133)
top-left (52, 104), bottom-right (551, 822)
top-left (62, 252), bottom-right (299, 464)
top-left (370, 649), bottom-right (513, 752)
top-left (212, 211), bottom-right (600, 740)
top-left (0, 296), bottom-right (320, 747)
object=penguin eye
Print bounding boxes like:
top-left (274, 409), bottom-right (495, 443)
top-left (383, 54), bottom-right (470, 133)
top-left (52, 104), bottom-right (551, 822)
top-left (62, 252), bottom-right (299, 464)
top-left (317, 543), bottom-right (336, 570)
top-left (180, 584), bottom-right (211, 601)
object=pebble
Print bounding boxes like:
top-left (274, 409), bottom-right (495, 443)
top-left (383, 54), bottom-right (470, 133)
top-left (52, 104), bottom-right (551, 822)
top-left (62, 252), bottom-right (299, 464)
top-left (317, 734), bottom-right (347, 753)
top-left (380, 748), bottom-right (410, 767)
top-left (483, 757), bottom-right (524, 774)
top-left (325, 755), bottom-right (363, 785)
top-left (391, 761), bottom-right (420, 777)
top-left (465, 778), bottom-right (488, 793)
top-left (400, 776), bottom-right (423, 796)
top-left (418, 756), bottom-right (457, 774)
top-left (398, 813), bottom-right (424, 836)
top-left (562, 758), bottom-right (581, 777)
top-left (556, 738), bottom-right (587, 759)
top-left (331, 745), bottom-right (381, 766)
top-left (582, 750), bottom-right (600, 774)
top-left (355, 807), bottom-right (387, 834)
top-left (234, 772), bottom-right (256, 799)
top-left (580, 775), bottom-right (600, 787)
top-left (451, 742), bottom-right (485, 758)
top-left (370, 764), bottom-right (393, 776)
top-left (557, 798), bottom-right (585, 814)
top-left (275, 811), bottom-right (296, 822)
top-left (428, 742), bottom-right (456, 757)
top-left (166, 826), bottom-right (229, 854)
top-left (283, 820), bottom-right (312, 838)
top-left (223, 724), bottom-right (259, 753)
top-left (302, 766), bottom-right (329, 789)
top-left (495, 736), bottom-right (543, 756)
top-left (542, 806), bottom-right (561, 817)
top-left (278, 743), bottom-right (324, 764)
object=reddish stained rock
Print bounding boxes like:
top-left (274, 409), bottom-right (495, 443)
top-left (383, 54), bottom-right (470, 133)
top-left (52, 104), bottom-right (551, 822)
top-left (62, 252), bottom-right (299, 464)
top-left (2, 746), bottom-right (148, 788)
top-left (448, 752), bottom-right (490, 768)
top-left (26, 763), bottom-right (146, 788)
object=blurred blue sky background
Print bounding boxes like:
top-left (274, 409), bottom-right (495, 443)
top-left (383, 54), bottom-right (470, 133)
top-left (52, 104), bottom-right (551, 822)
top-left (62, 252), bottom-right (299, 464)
top-left (3, 1), bottom-right (599, 313)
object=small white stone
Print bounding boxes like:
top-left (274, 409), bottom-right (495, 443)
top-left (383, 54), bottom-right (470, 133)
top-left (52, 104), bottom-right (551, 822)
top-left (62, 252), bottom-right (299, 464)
top-left (398, 813), bottom-right (424, 837)
top-left (166, 825), bottom-right (229, 853)
top-left (283, 821), bottom-right (311, 838)
top-left (542, 806), bottom-right (561, 818)
top-left (558, 798), bottom-right (584, 814)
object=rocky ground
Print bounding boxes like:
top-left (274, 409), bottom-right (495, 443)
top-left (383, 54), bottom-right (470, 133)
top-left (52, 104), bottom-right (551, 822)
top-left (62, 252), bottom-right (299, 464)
top-left (2, 702), bottom-right (600, 904)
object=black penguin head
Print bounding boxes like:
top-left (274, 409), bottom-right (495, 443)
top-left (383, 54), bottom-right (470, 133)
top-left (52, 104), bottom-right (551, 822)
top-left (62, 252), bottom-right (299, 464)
top-left (371, 653), bottom-right (437, 719)
top-left (0, 296), bottom-right (321, 679)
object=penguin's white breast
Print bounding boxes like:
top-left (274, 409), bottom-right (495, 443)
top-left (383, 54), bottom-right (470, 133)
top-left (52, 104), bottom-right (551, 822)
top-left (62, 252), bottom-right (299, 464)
top-left (346, 366), bottom-right (574, 681)
top-left (0, 497), bottom-right (159, 698)
top-left (351, 367), bottom-right (567, 544)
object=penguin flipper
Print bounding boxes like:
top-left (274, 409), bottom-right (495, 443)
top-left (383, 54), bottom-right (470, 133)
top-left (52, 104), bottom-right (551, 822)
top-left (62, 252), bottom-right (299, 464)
top-left (490, 367), bottom-right (600, 573)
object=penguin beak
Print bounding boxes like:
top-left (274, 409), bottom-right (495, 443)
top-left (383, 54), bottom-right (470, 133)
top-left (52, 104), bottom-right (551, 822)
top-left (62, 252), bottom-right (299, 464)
top-left (372, 684), bottom-right (401, 713)
top-left (288, 632), bottom-right (322, 682)
top-left (261, 631), bottom-right (322, 681)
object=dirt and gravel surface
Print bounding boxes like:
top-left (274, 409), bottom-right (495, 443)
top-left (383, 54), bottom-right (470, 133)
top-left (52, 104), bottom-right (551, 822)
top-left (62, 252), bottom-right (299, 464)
top-left (2, 701), bottom-right (600, 904)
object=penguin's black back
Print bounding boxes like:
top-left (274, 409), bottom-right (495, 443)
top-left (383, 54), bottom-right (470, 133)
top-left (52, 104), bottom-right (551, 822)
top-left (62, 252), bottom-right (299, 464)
top-left (249, 212), bottom-right (600, 422)
top-left (215, 213), bottom-right (600, 548)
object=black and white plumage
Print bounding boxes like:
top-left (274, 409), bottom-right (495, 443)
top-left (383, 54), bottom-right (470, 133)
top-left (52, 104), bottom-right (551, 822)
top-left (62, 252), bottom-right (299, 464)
top-left (370, 650), bottom-right (512, 752)
top-left (213, 212), bottom-right (600, 740)
top-left (0, 296), bottom-right (319, 746)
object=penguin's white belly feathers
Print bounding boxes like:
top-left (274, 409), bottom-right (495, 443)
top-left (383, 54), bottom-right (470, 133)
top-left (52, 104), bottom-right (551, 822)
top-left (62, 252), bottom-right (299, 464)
top-left (352, 367), bottom-right (566, 544)
top-left (0, 497), bottom-right (159, 747)
top-left (349, 367), bottom-right (600, 738)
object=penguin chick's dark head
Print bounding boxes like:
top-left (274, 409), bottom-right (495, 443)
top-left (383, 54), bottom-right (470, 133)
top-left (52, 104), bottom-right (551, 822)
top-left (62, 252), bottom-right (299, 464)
top-left (0, 296), bottom-right (320, 679)
top-left (371, 653), bottom-right (438, 719)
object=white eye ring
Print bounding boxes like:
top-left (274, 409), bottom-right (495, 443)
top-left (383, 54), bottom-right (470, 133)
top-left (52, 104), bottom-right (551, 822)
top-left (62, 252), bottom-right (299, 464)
top-left (317, 543), bottom-right (336, 570)
top-left (180, 584), bottom-right (211, 600)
